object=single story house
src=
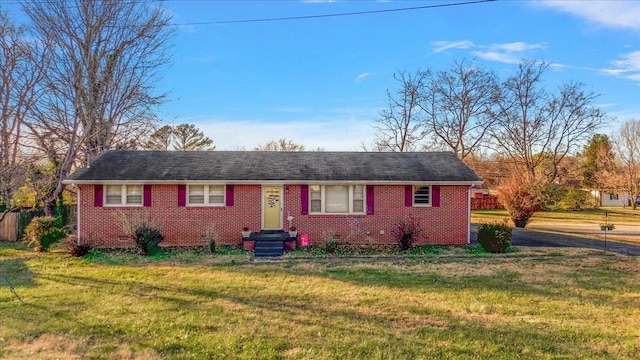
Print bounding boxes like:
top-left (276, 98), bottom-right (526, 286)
top-left (63, 150), bottom-right (482, 248)
top-left (590, 190), bottom-right (639, 207)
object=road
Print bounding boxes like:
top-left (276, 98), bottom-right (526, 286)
top-left (471, 223), bottom-right (640, 256)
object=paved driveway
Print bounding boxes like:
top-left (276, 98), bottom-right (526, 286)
top-left (471, 224), bottom-right (640, 256)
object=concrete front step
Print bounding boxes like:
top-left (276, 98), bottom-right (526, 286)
top-left (251, 230), bottom-right (288, 257)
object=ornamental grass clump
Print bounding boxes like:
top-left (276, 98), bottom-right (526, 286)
top-left (23, 216), bottom-right (68, 252)
top-left (477, 221), bottom-right (512, 253)
top-left (133, 223), bottom-right (164, 256)
top-left (391, 215), bottom-right (424, 251)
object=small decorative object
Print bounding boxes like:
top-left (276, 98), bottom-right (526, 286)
top-left (288, 226), bottom-right (298, 238)
top-left (243, 238), bottom-right (255, 251)
top-left (241, 227), bottom-right (251, 239)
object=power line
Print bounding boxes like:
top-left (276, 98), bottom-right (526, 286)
top-left (4, 0), bottom-right (497, 25)
top-left (169, 0), bottom-right (497, 26)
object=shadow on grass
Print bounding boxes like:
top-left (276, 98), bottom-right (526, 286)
top-left (0, 242), bottom-right (37, 290)
top-left (2, 240), bottom-right (639, 358)
top-left (28, 268), bottom-right (631, 359)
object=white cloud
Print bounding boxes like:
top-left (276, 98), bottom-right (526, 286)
top-left (471, 42), bottom-right (547, 64)
top-left (355, 72), bottom-right (372, 82)
top-left (471, 51), bottom-right (521, 64)
top-left (493, 42), bottom-right (545, 52)
top-left (430, 40), bottom-right (545, 63)
top-left (535, 1), bottom-right (640, 31)
top-left (602, 51), bottom-right (640, 81)
top-left (430, 40), bottom-right (474, 54)
top-left (187, 110), bottom-right (378, 151)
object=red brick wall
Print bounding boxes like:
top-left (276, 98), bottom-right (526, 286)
top-left (77, 184), bottom-right (471, 247)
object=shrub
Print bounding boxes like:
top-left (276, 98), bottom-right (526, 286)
top-left (477, 222), bottom-right (512, 253)
top-left (133, 223), bottom-right (164, 256)
top-left (556, 188), bottom-right (597, 211)
top-left (202, 226), bottom-right (220, 253)
top-left (321, 231), bottom-right (339, 254)
top-left (23, 216), bottom-right (68, 252)
top-left (69, 243), bottom-right (93, 257)
top-left (391, 215), bottom-right (424, 251)
top-left (497, 174), bottom-right (561, 227)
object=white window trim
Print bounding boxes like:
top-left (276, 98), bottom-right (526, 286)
top-left (309, 185), bottom-right (366, 215)
top-left (413, 185), bottom-right (432, 207)
top-left (104, 184), bottom-right (143, 207)
top-left (187, 184), bottom-right (226, 207)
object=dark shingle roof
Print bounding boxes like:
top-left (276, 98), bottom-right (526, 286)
top-left (65, 150), bottom-right (481, 183)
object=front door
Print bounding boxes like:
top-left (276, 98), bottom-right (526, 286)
top-left (262, 186), bottom-right (283, 229)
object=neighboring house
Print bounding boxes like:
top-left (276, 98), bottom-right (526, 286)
top-left (590, 190), bottom-right (636, 207)
top-left (63, 150), bottom-right (482, 248)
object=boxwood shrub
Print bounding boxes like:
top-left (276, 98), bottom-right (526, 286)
top-left (477, 221), bottom-right (512, 253)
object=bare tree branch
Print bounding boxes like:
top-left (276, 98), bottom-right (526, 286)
top-left (488, 60), bottom-right (606, 182)
top-left (421, 59), bottom-right (499, 159)
top-left (254, 138), bottom-right (306, 151)
top-left (371, 70), bottom-right (428, 152)
top-left (22, 0), bottom-right (174, 215)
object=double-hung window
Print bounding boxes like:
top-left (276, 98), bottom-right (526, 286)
top-left (413, 185), bottom-right (431, 206)
top-left (309, 185), bottom-right (365, 214)
top-left (104, 185), bottom-right (142, 206)
top-left (187, 185), bottom-right (225, 206)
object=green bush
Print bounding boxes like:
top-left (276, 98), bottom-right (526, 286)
top-left (477, 222), bottom-right (512, 253)
top-left (23, 216), bottom-right (68, 252)
top-left (134, 223), bottom-right (164, 256)
top-left (556, 188), bottom-right (597, 210)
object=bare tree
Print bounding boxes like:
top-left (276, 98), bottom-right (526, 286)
top-left (421, 59), bottom-right (499, 160)
top-left (172, 124), bottom-right (214, 151)
top-left (370, 70), bottom-right (428, 152)
top-left (22, 0), bottom-right (173, 215)
top-left (254, 138), bottom-right (305, 151)
top-left (489, 60), bottom-right (606, 183)
top-left (0, 12), bottom-right (48, 222)
top-left (607, 120), bottom-right (640, 209)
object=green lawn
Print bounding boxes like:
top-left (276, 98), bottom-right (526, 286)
top-left (1, 242), bottom-right (639, 359)
top-left (472, 208), bottom-right (640, 226)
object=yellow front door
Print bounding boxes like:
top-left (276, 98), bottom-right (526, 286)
top-left (262, 186), bottom-right (282, 229)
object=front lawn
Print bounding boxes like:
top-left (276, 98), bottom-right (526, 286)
top-left (1, 242), bottom-right (639, 359)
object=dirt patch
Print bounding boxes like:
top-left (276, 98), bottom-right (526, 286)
top-left (1, 334), bottom-right (157, 360)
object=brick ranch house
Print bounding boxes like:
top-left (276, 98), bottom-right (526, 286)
top-left (63, 150), bottom-right (482, 248)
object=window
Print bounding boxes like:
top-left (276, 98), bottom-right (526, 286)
top-left (609, 193), bottom-right (619, 200)
top-left (187, 185), bottom-right (225, 206)
top-left (413, 185), bottom-right (431, 206)
top-left (104, 185), bottom-right (142, 206)
top-left (309, 185), bottom-right (365, 214)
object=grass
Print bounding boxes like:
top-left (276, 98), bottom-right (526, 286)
top-left (471, 207), bottom-right (640, 226)
top-left (1, 241), bottom-right (640, 359)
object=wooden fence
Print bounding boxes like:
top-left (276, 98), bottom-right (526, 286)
top-left (0, 206), bottom-right (76, 241)
top-left (471, 197), bottom-right (503, 210)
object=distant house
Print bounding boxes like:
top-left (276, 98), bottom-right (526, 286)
top-left (590, 190), bottom-right (637, 207)
top-left (63, 150), bottom-right (482, 248)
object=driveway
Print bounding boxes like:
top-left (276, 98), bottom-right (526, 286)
top-left (471, 224), bottom-right (640, 256)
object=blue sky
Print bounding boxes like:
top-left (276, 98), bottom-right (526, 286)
top-left (7, 0), bottom-right (640, 151)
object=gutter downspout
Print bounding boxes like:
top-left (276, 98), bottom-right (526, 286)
top-left (467, 185), bottom-right (472, 244)
top-left (76, 185), bottom-right (81, 245)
